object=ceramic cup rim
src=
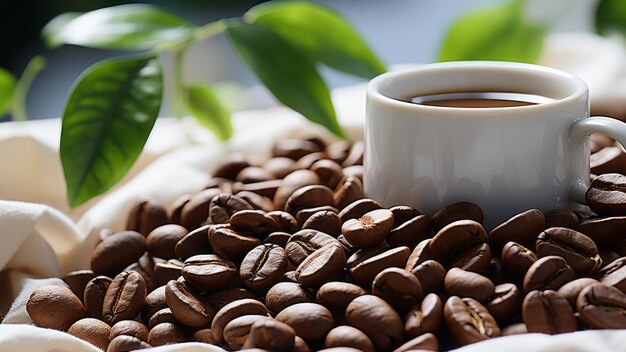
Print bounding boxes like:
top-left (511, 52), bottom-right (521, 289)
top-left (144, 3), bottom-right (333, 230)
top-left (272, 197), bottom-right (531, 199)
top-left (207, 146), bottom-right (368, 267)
top-left (366, 61), bottom-right (589, 115)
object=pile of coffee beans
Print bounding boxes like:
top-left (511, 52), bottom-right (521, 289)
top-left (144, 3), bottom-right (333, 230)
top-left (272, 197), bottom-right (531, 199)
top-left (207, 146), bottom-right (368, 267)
top-left (25, 136), bottom-right (626, 351)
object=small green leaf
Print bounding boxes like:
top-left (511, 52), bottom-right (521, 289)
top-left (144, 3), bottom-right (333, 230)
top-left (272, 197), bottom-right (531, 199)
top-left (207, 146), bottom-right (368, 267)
top-left (0, 67), bottom-right (16, 117)
top-left (245, 1), bottom-right (385, 79)
top-left (225, 20), bottom-right (345, 139)
top-left (43, 4), bottom-right (195, 50)
top-left (186, 84), bottom-right (233, 141)
top-left (12, 56), bottom-right (46, 121)
top-left (596, 0), bottom-right (626, 39)
top-left (438, 0), bottom-right (545, 63)
top-left (61, 56), bottom-right (162, 207)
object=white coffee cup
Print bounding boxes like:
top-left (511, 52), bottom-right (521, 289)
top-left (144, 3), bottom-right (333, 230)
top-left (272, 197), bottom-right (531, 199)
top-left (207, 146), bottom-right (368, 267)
top-left (365, 61), bottom-right (626, 226)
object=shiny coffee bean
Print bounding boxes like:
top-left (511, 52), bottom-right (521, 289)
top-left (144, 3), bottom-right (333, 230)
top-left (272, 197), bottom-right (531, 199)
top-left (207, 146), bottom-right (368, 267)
top-left (275, 303), bottom-right (334, 342)
top-left (212, 153), bottom-right (250, 180)
top-left (431, 202), bottom-right (484, 233)
top-left (147, 322), bottom-right (187, 347)
top-left (230, 210), bottom-right (277, 234)
top-left (63, 270), bottom-right (96, 302)
top-left (286, 229), bottom-right (338, 266)
top-left (586, 173), bottom-right (626, 214)
top-left (266, 282), bottom-right (315, 314)
top-left (405, 239), bottom-right (432, 271)
top-left (557, 278), bottom-right (600, 309)
top-left (338, 199), bottom-right (383, 223)
top-left (284, 185), bottom-right (335, 214)
top-left (489, 209), bottom-right (544, 250)
top-left (296, 243), bottom-right (346, 287)
top-left (599, 260), bottom-right (626, 293)
top-left (523, 255), bottom-right (575, 292)
top-left (168, 194), bottom-right (191, 225)
top-left (273, 170), bottom-right (321, 210)
top-left (342, 141), bottom-right (364, 167)
top-left (349, 246), bottom-right (411, 286)
top-left (522, 290), bottom-right (576, 334)
top-left (577, 283), bottom-right (626, 329)
top-left (124, 252), bottom-right (157, 293)
top-left (324, 325), bottom-right (375, 352)
top-left (211, 299), bottom-right (270, 343)
top-left (209, 225), bottom-right (261, 259)
top-left (486, 283), bottom-right (521, 322)
top-left (316, 281), bottom-right (368, 312)
top-left (236, 191), bottom-right (275, 212)
top-left (404, 293), bottom-right (443, 338)
top-left (148, 308), bottom-right (180, 329)
top-left (27, 285), bottom-right (86, 330)
top-left (578, 216), bottom-right (626, 246)
top-left (372, 267), bottom-right (424, 311)
top-left (387, 213), bottom-right (432, 248)
top-left (501, 241), bottom-right (538, 280)
top-left (223, 315), bottom-right (271, 349)
top-left (264, 157), bottom-right (296, 179)
top-left (207, 287), bottom-right (259, 311)
top-left (146, 224), bottom-right (187, 259)
top-left (536, 227), bottom-right (602, 273)
top-left (302, 210), bottom-right (342, 236)
top-left (180, 189), bottom-right (222, 230)
top-left (543, 209), bottom-right (580, 229)
top-left (84, 276), bottom-right (112, 320)
top-left (209, 193), bottom-right (253, 224)
top-left (345, 295), bottom-right (404, 351)
top-left (236, 166), bottom-right (274, 183)
top-left (153, 259), bottom-right (183, 287)
top-left (110, 320), bottom-right (149, 341)
top-left (444, 268), bottom-right (494, 302)
top-left (165, 280), bottom-right (215, 327)
top-left (296, 206), bottom-right (339, 227)
top-left (175, 225), bottom-right (212, 260)
top-left (341, 209), bottom-right (394, 248)
top-left (428, 220), bottom-right (488, 268)
top-left (240, 244), bottom-right (288, 291)
top-left (102, 271), bottom-right (147, 325)
top-left (91, 231), bottom-right (146, 275)
top-left (264, 231), bottom-right (292, 247)
top-left (447, 242), bottom-right (492, 275)
top-left (182, 254), bottom-right (238, 291)
top-left (126, 200), bottom-right (168, 236)
top-left (243, 319), bottom-right (296, 351)
top-left (394, 333), bottom-right (439, 352)
top-left (411, 260), bottom-right (446, 293)
top-left (443, 296), bottom-right (500, 345)
top-left (273, 139), bottom-right (322, 160)
top-left (334, 175), bottom-right (364, 210)
top-left (311, 159), bottom-right (344, 190)
top-left (68, 318), bottom-right (112, 350)
top-left (142, 286), bottom-right (166, 323)
top-left (107, 335), bottom-right (152, 352)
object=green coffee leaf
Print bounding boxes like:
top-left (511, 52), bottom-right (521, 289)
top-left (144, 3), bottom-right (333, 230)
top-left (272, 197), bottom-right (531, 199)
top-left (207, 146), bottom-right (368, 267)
top-left (596, 0), bottom-right (626, 39)
top-left (186, 84), bottom-right (233, 141)
top-left (0, 67), bottom-right (16, 117)
top-left (245, 1), bottom-right (385, 79)
top-left (438, 0), bottom-right (545, 63)
top-left (225, 20), bottom-right (345, 139)
top-left (61, 56), bottom-right (162, 207)
top-left (43, 4), bottom-right (194, 50)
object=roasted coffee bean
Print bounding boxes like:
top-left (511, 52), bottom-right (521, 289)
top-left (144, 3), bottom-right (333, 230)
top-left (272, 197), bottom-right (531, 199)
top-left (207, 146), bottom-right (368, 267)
top-left (264, 232), bottom-right (292, 247)
top-left (146, 224), bottom-right (187, 259)
top-left (577, 283), bottom-right (626, 329)
top-left (27, 285), bottom-right (86, 330)
top-left (148, 322), bottom-right (187, 346)
top-left (209, 194), bottom-right (253, 224)
top-left (544, 209), bottom-right (580, 229)
top-left (236, 191), bottom-right (275, 212)
top-left (523, 255), bottom-right (575, 292)
top-left (578, 216), bottom-right (626, 246)
top-left (501, 241), bottom-right (538, 280)
top-left (211, 299), bottom-right (271, 343)
top-left (286, 229), bottom-right (338, 266)
top-left (586, 173), bottom-right (626, 214)
top-left (142, 286), bottom-right (166, 323)
top-left (223, 315), bottom-right (273, 348)
top-left (284, 185), bottom-right (335, 214)
top-left (316, 281), bottom-right (367, 312)
top-left (240, 244), bottom-right (288, 291)
top-left (324, 326), bottom-right (375, 352)
top-left (326, 140), bottom-right (351, 164)
top-left (591, 146), bottom-right (626, 175)
top-left (243, 319), bottom-right (296, 351)
top-left (486, 283), bottom-right (521, 322)
top-left (342, 141), bottom-right (364, 167)
top-left (124, 253), bottom-right (157, 292)
top-left (230, 210), bottom-right (277, 234)
top-left (235, 179), bottom-right (283, 199)
top-left (274, 170), bottom-right (321, 210)
top-left (68, 318), bottom-right (111, 350)
top-left (283, 270), bottom-right (298, 283)
top-left (342, 209), bottom-right (394, 248)
top-left (489, 209), bottom-right (545, 250)
top-left (296, 243), bottom-right (346, 287)
top-left (598, 259), bottom-right (626, 292)
top-left (165, 280), bottom-right (215, 327)
top-left (236, 166), bottom-right (275, 183)
top-left (107, 335), bottom-right (152, 352)
top-left (444, 268), bottom-right (494, 302)
top-left (207, 288), bottom-right (259, 311)
top-left (294, 151), bottom-right (329, 172)
top-left (447, 242), bottom-right (491, 275)
top-left (302, 211), bottom-right (342, 236)
top-left (557, 278), bottom-right (600, 308)
top-left (168, 194), bottom-right (191, 225)
top-left (182, 254), bottom-right (238, 291)
top-left (387, 214), bottom-right (432, 248)
top-left (110, 320), bottom-right (149, 341)
top-left (84, 276), bottom-right (112, 320)
top-left (536, 227), bottom-right (602, 273)
top-left (91, 231), bottom-right (146, 275)
top-left (209, 226), bottom-right (261, 259)
top-left (404, 293), bottom-right (443, 338)
top-left (311, 159), bottom-right (344, 189)
top-left (275, 303), bottom-right (334, 342)
top-left (338, 199), bottom-right (383, 223)
top-left (372, 267), bottom-right (424, 310)
top-left (102, 271), bottom-right (147, 325)
top-left (213, 153), bottom-right (250, 180)
top-left (411, 260), bottom-right (446, 293)
top-left (148, 308), bottom-right (180, 329)
top-left (175, 225), bottom-right (211, 260)
top-left (180, 189), bottom-right (222, 230)
top-left (405, 239), bottom-right (432, 271)
top-left (296, 206), bottom-right (339, 227)
top-left (192, 328), bottom-right (217, 344)
top-left (334, 175), bottom-right (364, 210)
top-left (273, 139), bottom-right (322, 160)
top-left (432, 202), bottom-right (484, 233)
top-left (267, 210), bottom-right (300, 233)
top-left (444, 296), bottom-right (500, 345)
top-left (522, 290), bottom-right (576, 334)
top-left (266, 282), bottom-right (315, 314)
top-left (345, 295), bottom-right (404, 351)
top-left (394, 333), bottom-right (438, 352)
top-left (349, 246), bottom-right (411, 286)
top-left (63, 270), bottom-right (96, 302)
top-left (264, 157), bottom-right (295, 179)
top-left (489, 258), bottom-right (507, 285)
top-left (599, 249), bottom-right (622, 268)
top-left (153, 259), bottom-right (183, 287)
top-left (428, 220), bottom-right (488, 267)
top-left (501, 323), bottom-right (528, 336)
top-left (127, 200), bottom-right (168, 236)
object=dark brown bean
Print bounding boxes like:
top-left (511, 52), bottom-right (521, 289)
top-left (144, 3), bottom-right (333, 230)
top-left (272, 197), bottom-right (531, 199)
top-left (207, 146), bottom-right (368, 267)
top-left (333, 175), bottom-right (364, 210)
top-left (63, 270), bottom-right (96, 303)
top-left (243, 319), bottom-right (296, 351)
top-left (296, 243), bottom-right (346, 287)
top-left (489, 209), bottom-right (545, 250)
top-left (212, 153), bottom-right (250, 179)
top-left (107, 335), bottom-right (152, 352)
top-left (345, 295), bottom-right (404, 351)
top-left (180, 188), bottom-right (222, 230)
top-left (393, 333), bottom-right (438, 352)
top-left (268, 210), bottom-right (300, 233)
top-left (266, 282), bottom-right (315, 314)
top-left (302, 210), bottom-right (342, 236)
top-left (168, 194), bottom-right (191, 225)
top-left (147, 322), bottom-right (187, 346)
top-left (264, 157), bottom-right (295, 179)
top-left (432, 202), bottom-right (484, 233)
top-left (236, 166), bottom-right (275, 183)
top-left (557, 278), bottom-right (600, 308)
top-left (209, 226), bottom-right (261, 260)
top-left (264, 231), bottom-right (292, 247)
top-left (405, 239), bottom-right (432, 271)
top-left (146, 224), bottom-right (187, 259)
top-left (428, 220), bottom-right (488, 268)
top-left (578, 216), bottom-right (626, 246)
top-left (274, 170), bottom-right (321, 210)
top-left (209, 193), bottom-right (253, 224)
top-left (486, 283), bottom-right (521, 322)
top-left (411, 260), bottom-right (446, 293)
top-left (84, 276), bottom-right (112, 320)
top-left (148, 308), bottom-right (180, 329)
top-left (523, 255), bottom-right (575, 292)
top-left (165, 280), bottom-right (215, 327)
top-left (444, 296), bottom-right (500, 345)
top-left (27, 285), bottom-right (86, 330)
top-left (501, 241), bottom-right (538, 280)
top-left (316, 281), bottom-right (367, 312)
top-left (388, 214), bottom-right (432, 248)
top-left (230, 210), bottom-right (277, 234)
top-left (273, 139), bottom-right (322, 160)
top-left (223, 315), bottom-right (272, 349)
top-left (182, 254), bottom-right (238, 292)
top-left (206, 288), bottom-right (259, 311)
top-left (536, 227), bottom-right (602, 273)
top-left (175, 225), bottom-right (211, 260)
top-left (324, 326), bottom-right (375, 352)
top-left (444, 268), bottom-right (494, 302)
top-left (102, 271), bottom-right (147, 325)
top-left (275, 303), bottom-right (334, 342)
top-left (338, 199), bottom-right (383, 223)
top-left (153, 259), bottom-right (183, 287)
top-left (341, 209), bottom-right (394, 248)
top-left (91, 231), bottom-right (146, 275)
top-left (295, 206), bottom-right (339, 227)
top-left (240, 244), bottom-right (288, 291)
top-left (586, 173), bottom-right (626, 214)
top-left (349, 246), bottom-right (411, 286)
top-left (522, 290), bottom-right (576, 334)
top-left (286, 229), bottom-right (339, 266)
top-left (236, 191), bottom-right (275, 212)
top-left (311, 159), bottom-right (344, 189)
top-left (110, 320), bottom-right (149, 341)
top-left (544, 209), bottom-right (580, 229)
top-left (284, 185), bottom-right (335, 214)
top-left (577, 283), bottom-right (626, 329)
top-left (404, 293), bottom-right (443, 338)
top-left (372, 267), bottom-right (424, 311)
top-left (127, 200), bottom-right (168, 236)
top-left (68, 318), bottom-right (112, 350)
top-left (142, 286), bottom-right (166, 323)
top-left (447, 242), bottom-right (492, 275)
top-left (211, 299), bottom-right (270, 343)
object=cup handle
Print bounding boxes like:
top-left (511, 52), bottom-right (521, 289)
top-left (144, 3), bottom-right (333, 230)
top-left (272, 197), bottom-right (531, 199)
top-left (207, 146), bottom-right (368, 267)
top-left (569, 116), bottom-right (626, 203)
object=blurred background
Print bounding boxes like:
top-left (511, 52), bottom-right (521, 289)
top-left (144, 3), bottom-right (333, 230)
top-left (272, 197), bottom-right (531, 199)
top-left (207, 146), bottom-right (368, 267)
top-left (0, 0), bottom-right (598, 120)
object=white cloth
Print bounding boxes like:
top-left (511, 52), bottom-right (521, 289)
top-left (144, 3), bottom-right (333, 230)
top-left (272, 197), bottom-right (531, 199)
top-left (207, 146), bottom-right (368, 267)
top-left (1, 32), bottom-right (626, 351)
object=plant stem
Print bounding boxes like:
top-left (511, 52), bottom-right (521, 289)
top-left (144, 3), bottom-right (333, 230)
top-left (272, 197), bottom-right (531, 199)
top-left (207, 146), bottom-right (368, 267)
top-left (12, 56), bottom-right (46, 121)
top-left (172, 48), bottom-right (186, 119)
